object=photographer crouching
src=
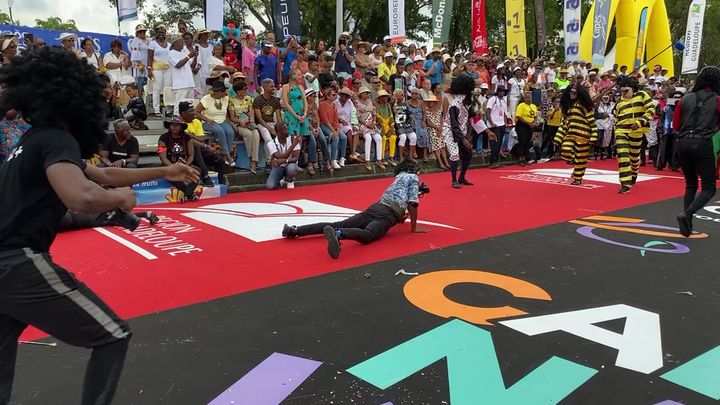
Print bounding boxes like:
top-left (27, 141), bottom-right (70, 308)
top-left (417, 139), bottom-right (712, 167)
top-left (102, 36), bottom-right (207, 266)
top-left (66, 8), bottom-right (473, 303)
top-left (0, 47), bottom-right (199, 404)
top-left (282, 159), bottom-right (429, 258)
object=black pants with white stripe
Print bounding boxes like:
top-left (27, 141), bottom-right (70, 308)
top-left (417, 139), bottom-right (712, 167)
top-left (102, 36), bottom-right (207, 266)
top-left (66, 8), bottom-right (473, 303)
top-left (0, 248), bottom-right (131, 405)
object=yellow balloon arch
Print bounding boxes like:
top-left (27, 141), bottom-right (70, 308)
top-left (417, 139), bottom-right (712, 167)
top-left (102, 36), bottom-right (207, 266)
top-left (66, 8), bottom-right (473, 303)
top-left (580, 0), bottom-right (674, 76)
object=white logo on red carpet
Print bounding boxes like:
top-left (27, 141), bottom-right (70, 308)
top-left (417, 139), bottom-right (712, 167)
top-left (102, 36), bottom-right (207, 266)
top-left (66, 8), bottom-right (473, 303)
top-left (173, 199), bottom-right (461, 242)
top-left (501, 168), bottom-right (664, 189)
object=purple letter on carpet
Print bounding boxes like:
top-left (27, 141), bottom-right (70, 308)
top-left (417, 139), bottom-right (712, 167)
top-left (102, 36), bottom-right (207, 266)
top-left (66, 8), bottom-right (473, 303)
top-left (208, 352), bottom-right (322, 405)
top-left (653, 401), bottom-right (683, 405)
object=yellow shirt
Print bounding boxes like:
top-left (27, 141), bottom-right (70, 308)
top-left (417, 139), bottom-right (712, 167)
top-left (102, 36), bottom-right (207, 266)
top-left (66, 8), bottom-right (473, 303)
top-left (515, 102), bottom-right (538, 125)
top-left (378, 62), bottom-right (397, 82)
top-left (186, 119), bottom-right (204, 137)
top-left (547, 107), bottom-right (563, 127)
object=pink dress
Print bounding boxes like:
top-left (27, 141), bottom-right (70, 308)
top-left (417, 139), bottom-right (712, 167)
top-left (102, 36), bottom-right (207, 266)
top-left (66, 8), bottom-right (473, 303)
top-left (242, 45), bottom-right (257, 94)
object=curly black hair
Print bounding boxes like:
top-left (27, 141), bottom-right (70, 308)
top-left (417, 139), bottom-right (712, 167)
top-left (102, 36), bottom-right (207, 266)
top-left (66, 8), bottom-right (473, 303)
top-left (0, 47), bottom-right (107, 158)
top-left (615, 75), bottom-right (640, 92)
top-left (450, 73), bottom-right (475, 97)
top-left (394, 159), bottom-right (420, 176)
top-left (692, 66), bottom-right (720, 94)
top-left (560, 83), bottom-right (594, 115)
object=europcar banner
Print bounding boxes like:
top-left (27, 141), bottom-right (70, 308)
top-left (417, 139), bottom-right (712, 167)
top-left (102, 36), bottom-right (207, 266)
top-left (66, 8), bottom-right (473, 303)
top-left (471, 0), bottom-right (488, 54)
top-left (505, 0), bottom-right (526, 57)
top-left (591, 0), bottom-right (611, 67)
top-left (681, 0), bottom-right (706, 74)
top-left (564, 0), bottom-right (582, 61)
top-left (388, 0), bottom-right (406, 44)
top-left (271, 0), bottom-right (302, 40)
top-left (432, 0), bottom-right (453, 48)
top-left (0, 24), bottom-right (131, 55)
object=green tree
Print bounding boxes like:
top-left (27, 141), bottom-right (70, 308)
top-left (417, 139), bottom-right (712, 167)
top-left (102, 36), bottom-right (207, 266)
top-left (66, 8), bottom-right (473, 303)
top-left (34, 17), bottom-right (78, 31)
top-left (0, 11), bottom-right (20, 25)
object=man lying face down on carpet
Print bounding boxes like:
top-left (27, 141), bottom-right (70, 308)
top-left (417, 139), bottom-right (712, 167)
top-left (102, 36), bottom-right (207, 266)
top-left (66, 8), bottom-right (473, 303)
top-left (282, 159), bottom-right (429, 258)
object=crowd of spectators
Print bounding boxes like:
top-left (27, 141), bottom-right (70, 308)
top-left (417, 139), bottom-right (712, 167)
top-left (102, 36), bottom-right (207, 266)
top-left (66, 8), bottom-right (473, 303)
top-left (0, 22), bottom-right (697, 191)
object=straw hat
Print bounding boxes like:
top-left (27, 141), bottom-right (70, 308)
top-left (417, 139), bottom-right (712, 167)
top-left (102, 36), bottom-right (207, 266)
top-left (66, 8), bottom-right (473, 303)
top-left (357, 86), bottom-right (371, 95)
top-left (357, 41), bottom-right (371, 50)
top-left (377, 89), bottom-right (390, 98)
top-left (338, 87), bottom-right (354, 97)
top-left (423, 93), bottom-right (438, 102)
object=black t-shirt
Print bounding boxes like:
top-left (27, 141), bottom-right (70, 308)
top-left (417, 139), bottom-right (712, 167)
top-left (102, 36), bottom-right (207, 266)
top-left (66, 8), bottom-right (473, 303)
top-left (0, 126), bottom-right (87, 252)
top-left (159, 132), bottom-right (192, 164)
top-left (102, 134), bottom-right (139, 163)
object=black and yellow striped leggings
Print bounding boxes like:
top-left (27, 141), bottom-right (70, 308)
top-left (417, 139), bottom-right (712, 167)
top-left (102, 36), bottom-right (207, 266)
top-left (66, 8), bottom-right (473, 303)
top-left (560, 136), bottom-right (591, 181)
top-left (616, 131), bottom-right (644, 187)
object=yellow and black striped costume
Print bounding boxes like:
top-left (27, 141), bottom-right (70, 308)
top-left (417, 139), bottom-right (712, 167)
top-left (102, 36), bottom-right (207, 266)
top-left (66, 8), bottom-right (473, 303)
top-left (613, 90), bottom-right (654, 188)
top-left (554, 104), bottom-right (597, 181)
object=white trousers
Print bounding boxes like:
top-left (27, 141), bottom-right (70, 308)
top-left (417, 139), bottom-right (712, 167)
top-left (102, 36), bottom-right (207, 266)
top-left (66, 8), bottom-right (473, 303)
top-left (398, 131), bottom-right (417, 146)
top-left (173, 88), bottom-right (193, 115)
top-left (364, 131), bottom-right (383, 161)
top-left (151, 69), bottom-right (171, 114)
top-left (257, 124), bottom-right (275, 159)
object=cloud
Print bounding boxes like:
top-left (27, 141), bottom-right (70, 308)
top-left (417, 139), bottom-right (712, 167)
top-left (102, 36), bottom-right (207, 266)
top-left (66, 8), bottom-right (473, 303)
top-left (10, 0), bottom-right (158, 35)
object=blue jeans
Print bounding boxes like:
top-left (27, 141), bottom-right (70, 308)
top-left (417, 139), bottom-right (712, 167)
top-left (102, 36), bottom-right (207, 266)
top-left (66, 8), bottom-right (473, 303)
top-left (303, 134), bottom-right (318, 164)
top-left (266, 163), bottom-right (299, 189)
top-left (320, 125), bottom-right (348, 162)
top-left (316, 131), bottom-right (331, 163)
top-left (203, 121), bottom-right (235, 156)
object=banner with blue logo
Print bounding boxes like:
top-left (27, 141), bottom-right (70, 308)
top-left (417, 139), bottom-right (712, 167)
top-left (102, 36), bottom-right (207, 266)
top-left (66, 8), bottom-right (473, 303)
top-left (0, 24), bottom-right (132, 55)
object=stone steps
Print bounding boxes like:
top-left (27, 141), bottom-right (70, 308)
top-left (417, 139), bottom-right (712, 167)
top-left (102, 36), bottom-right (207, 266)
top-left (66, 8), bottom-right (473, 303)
top-left (223, 154), bottom-right (515, 193)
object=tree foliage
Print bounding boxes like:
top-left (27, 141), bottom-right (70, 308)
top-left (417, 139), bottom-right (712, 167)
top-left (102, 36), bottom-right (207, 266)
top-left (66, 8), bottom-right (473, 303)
top-left (0, 12), bottom-right (20, 25)
top-left (34, 17), bottom-right (78, 31)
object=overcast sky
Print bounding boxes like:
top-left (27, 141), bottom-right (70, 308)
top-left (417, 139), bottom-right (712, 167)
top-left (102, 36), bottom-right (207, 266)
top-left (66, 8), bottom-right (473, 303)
top-left (6, 0), bottom-right (162, 35)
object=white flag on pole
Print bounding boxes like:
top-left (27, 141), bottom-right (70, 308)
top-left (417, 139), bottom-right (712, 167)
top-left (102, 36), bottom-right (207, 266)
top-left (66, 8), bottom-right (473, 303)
top-left (7, 0), bottom-right (14, 8)
top-left (206, 0), bottom-right (224, 31)
top-left (117, 0), bottom-right (138, 23)
top-left (681, 0), bottom-right (706, 75)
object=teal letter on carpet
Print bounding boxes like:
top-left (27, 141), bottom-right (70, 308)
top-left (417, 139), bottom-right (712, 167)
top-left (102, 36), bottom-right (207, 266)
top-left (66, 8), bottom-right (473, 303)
top-left (346, 319), bottom-right (597, 405)
top-left (661, 345), bottom-right (720, 400)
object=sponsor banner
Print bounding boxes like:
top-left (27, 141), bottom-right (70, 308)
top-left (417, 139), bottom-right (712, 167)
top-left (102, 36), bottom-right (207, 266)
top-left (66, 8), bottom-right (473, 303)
top-left (0, 24), bottom-right (131, 55)
top-left (117, 0), bottom-right (138, 23)
top-left (634, 7), bottom-right (649, 68)
top-left (471, 0), bottom-right (488, 54)
top-left (388, 0), bottom-right (406, 44)
top-left (534, 0), bottom-right (547, 53)
top-left (432, 0), bottom-right (453, 48)
top-left (505, 0), bottom-right (526, 57)
top-left (272, 0), bottom-right (302, 40)
top-left (681, 0), bottom-right (706, 75)
top-left (564, 0), bottom-right (582, 62)
top-left (591, 0), bottom-right (611, 67)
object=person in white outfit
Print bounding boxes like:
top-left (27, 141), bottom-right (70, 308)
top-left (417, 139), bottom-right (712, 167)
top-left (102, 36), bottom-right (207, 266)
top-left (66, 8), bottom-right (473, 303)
top-left (147, 25), bottom-right (172, 116)
top-left (168, 38), bottom-right (198, 116)
top-left (507, 67), bottom-right (525, 116)
top-left (129, 24), bottom-right (150, 98)
top-left (103, 39), bottom-right (131, 87)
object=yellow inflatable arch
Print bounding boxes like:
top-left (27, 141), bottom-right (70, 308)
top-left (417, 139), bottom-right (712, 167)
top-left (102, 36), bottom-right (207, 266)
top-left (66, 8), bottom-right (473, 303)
top-left (580, 0), bottom-right (674, 76)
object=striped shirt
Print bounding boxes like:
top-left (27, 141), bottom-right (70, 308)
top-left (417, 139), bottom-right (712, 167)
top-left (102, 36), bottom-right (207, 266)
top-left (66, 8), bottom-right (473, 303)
top-left (554, 104), bottom-right (596, 144)
top-left (613, 90), bottom-right (654, 134)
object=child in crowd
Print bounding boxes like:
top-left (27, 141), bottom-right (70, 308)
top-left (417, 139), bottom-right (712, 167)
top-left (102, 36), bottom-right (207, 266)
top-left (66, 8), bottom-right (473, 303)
top-left (393, 89), bottom-right (417, 163)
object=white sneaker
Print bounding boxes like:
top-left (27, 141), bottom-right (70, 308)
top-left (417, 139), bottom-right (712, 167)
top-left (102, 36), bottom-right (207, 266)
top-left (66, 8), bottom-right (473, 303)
top-left (339, 157), bottom-right (346, 167)
top-left (331, 160), bottom-right (341, 169)
top-left (286, 181), bottom-right (295, 189)
top-left (279, 179), bottom-right (287, 188)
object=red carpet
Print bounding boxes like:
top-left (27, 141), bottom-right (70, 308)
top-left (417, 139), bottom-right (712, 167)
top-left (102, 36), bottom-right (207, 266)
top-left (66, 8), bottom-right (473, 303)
top-left (26, 160), bottom-right (685, 340)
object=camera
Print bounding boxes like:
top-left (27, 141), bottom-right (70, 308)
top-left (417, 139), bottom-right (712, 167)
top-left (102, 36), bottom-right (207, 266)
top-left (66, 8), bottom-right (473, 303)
top-left (97, 208), bottom-right (141, 231)
top-left (419, 183), bottom-right (430, 197)
top-left (338, 39), bottom-right (347, 47)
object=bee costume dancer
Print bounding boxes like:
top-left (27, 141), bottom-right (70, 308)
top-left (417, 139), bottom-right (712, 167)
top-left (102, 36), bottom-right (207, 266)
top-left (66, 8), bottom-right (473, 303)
top-left (613, 75), bottom-right (655, 193)
top-left (554, 83), bottom-right (596, 185)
